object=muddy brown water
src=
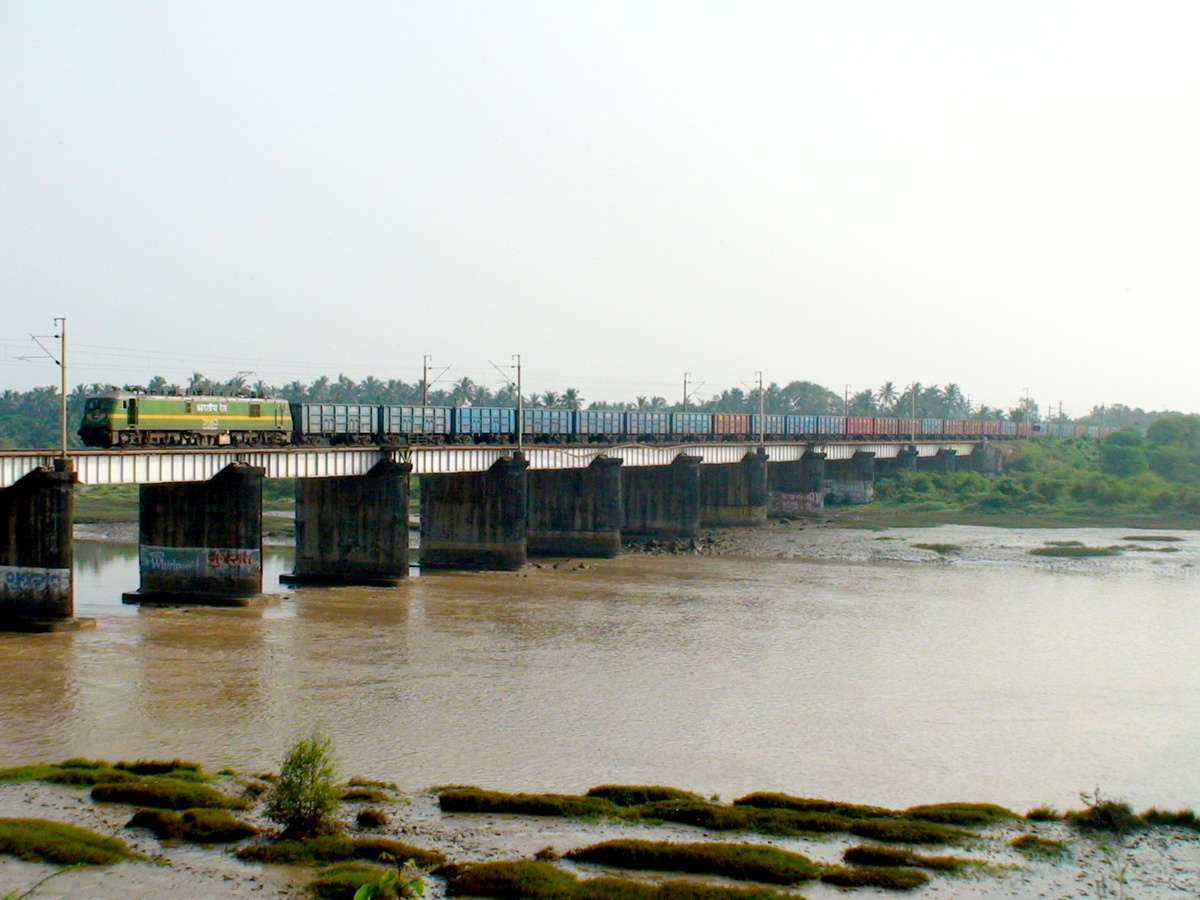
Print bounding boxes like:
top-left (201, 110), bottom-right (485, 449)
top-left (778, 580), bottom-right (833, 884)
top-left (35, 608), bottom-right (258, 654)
top-left (4, 525), bottom-right (1200, 817)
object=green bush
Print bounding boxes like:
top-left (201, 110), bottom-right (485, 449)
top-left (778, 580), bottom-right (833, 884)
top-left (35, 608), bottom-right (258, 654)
top-left (732, 792), bottom-right (894, 820)
top-left (438, 788), bottom-right (619, 819)
top-left (902, 802), bottom-right (1019, 826)
top-left (265, 733), bottom-right (342, 837)
top-left (820, 865), bottom-right (928, 889)
top-left (842, 844), bottom-right (968, 871)
top-left (180, 808), bottom-right (260, 842)
top-left (1009, 834), bottom-right (1067, 857)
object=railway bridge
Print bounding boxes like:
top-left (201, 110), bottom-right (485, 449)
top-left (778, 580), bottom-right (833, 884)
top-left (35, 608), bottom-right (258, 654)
top-left (0, 439), bottom-right (997, 631)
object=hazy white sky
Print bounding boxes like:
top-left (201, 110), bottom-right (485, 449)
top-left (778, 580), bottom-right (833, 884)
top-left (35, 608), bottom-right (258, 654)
top-left (3, 1), bottom-right (1198, 416)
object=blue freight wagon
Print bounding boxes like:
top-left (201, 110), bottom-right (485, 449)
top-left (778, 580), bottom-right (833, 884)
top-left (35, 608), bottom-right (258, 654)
top-left (452, 407), bottom-right (516, 442)
top-left (575, 410), bottom-right (624, 440)
top-left (522, 408), bottom-right (573, 440)
top-left (379, 406), bottom-right (451, 443)
top-left (672, 412), bottom-right (712, 438)
top-left (751, 414), bottom-right (788, 438)
top-left (292, 403), bottom-right (379, 444)
top-left (625, 411), bottom-right (671, 440)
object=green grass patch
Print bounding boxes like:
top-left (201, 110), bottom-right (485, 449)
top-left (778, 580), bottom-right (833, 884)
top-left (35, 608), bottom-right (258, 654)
top-left (0, 818), bottom-right (145, 865)
top-left (842, 844), bottom-right (970, 871)
top-left (1141, 808), bottom-right (1200, 830)
top-left (912, 543), bottom-right (962, 555)
top-left (235, 834), bottom-right (445, 869)
top-left (310, 861), bottom-right (393, 899)
top-left (127, 807), bottom-right (258, 843)
top-left (1024, 806), bottom-right (1061, 821)
top-left (1122, 535), bottom-right (1184, 541)
top-left (902, 802), bottom-right (1020, 827)
top-left (1029, 545), bottom-right (1123, 558)
top-left (341, 787), bottom-right (393, 803)
top-left (1008, 834), bottom-right (1068, 858)
top-left (91, 776), bottom-right (249, 810)
top-left (440, 788), bottom-right (971, 844)
top-left (585, 785), bottom-right (706, 807)
top-left (0, 758), bottom-right (209, 788)
top-left (565, 839), bottom-right (821, 884)
top-left (438, 788), bottom-right (620, 819)
top-left (442, 860), bottom-right (795, 900)
top-left (819, 865), bottom-right (928, 890)
top-left (733, 792), bottom-right (895, 820)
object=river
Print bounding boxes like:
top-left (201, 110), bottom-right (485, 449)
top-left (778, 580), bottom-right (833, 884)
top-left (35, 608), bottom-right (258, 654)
top-left (2, 524), bottom-right (1199, 817)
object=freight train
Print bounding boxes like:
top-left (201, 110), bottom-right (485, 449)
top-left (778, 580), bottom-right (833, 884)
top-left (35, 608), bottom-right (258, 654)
top-left (78, 387), bottom-right (1106, 448)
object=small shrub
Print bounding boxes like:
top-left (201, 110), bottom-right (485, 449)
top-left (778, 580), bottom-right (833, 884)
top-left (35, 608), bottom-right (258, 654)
top-left (585, 785), bottom-right (705, 807)
top-left (357, 807), bottom-right (390, 828)
top-left (0, 818), bottom-right (144, 865)
top-left (265, 733), bottom-right (342, 838)
top-left (91, 777), bottom-right (247, 810)
top-left (1067, 795), bottom-right (1144, 834)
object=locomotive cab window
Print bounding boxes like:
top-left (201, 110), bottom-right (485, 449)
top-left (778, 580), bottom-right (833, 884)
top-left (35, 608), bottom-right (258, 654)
top-left (249, 403), bottom-right (261, 418)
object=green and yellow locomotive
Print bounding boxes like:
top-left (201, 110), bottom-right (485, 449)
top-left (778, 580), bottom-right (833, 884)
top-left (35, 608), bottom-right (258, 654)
top-left (78, 389), bottom-right (292, 447)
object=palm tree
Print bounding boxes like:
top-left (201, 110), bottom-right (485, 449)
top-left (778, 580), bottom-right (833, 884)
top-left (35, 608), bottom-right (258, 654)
top-left (450, 377), bottom-right (476, 406)
top-left (877, 381), bottom-right (898, 412)
top-left (560, 387), bottom-right (584, 410)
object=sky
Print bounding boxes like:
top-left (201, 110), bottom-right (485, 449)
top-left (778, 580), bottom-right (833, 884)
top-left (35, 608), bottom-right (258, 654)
top-left (2, 1), bottom-right (1198, 418)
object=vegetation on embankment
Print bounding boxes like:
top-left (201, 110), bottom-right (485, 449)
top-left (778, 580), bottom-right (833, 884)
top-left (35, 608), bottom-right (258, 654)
top-left (839, 419), bottom-right (1200, 529)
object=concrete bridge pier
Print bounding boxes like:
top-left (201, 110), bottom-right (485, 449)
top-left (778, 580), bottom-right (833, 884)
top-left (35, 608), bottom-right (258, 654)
top-left (875, 446), bottom-right (918, 479)
top-left (527, 456), bottom-right (623, 558)
top-left (970, 443), bottom-right (1003, 475)
top-left (124, 463), bottom-right (266, 606)
top-left (824, 450), bottom-right (876, 504)
top-left (622, 454), bottom-right (701, 538)
top-left (0, 461), bottom-right (93, 632)
top-left (932, 448), bottom-right (958, 474)
top-left (283, 460), bottom-right (413, 586)
top-left (767, 447), bottom-right (825, 516)
top-left (420, 452), bottom-right (529, 570)
top-left (700, 448), bottom-right (769, 526)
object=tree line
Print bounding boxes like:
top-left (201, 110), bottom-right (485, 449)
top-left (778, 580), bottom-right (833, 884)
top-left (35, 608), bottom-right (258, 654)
top-left (0, 373), bottom-right (1186, 449)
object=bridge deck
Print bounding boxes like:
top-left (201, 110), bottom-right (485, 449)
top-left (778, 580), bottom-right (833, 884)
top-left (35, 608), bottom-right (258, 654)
top-left (0, 441), bottom-right (980, 487)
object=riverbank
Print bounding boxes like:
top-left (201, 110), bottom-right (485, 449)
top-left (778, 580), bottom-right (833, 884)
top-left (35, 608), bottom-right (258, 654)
top-left (3, 768), bottom-right (1200, 898)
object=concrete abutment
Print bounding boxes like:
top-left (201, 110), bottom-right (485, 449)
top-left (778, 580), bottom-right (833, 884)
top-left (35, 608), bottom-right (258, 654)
top-left (123, 462), bottom-right (266, 607)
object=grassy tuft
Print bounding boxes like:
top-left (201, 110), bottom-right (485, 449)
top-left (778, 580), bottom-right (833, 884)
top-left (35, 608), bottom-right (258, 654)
top-left (127, 808), bottom-right (184, 839)
top-left (0, 818), bottom-right (145, 865)
top-left (439, 788), bottom-right (619, 819)
top-left (1141, 808), bottom-right (1200, 830)
top-left (1122, 535), bottom-right (1183, 541)
top-left (235, 834), bottom-right (444, 868)
top-left (585, 785), bottom-right (706, 807)
top-left (820, 865), bottom-right (929, 890)
top-left (842, 844), bottom-right (969, 871)
top-left (341, 787), bottom-right (393, 803)
top-left (1009, 834), bottom-right (1068, 857)
top-left (92, 777), bottom-right (249, 810)
top-left (1029, 545), bottom-right (1123, 557)
top-left (903, 802), bottom-right (1020, 827)
top-left (912, 543), bottom-right (962, 555)
top-left (356, 807), bottom-right (390, 828)
top-left (309, 861), bottom-right (393, 899)
top-left (733, 792), bottom-right (895, 820)
top-left (442, 860), bottom-right (795, 900)
top-left (1024, 806), bottom-right (1061, 821)
top-left (180, 808), bottom-right (260, 843)
top-left (846, 817), bottom-right (972, 846)
top-left (565, 839), bottom-right (822, 884)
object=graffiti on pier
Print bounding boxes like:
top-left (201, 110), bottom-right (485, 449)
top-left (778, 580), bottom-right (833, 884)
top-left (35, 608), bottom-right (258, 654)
top-left (141, 546), bottom-right (260, 577)
top-left (0, 566), bottom-right (71, 598)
